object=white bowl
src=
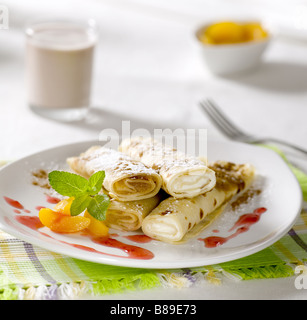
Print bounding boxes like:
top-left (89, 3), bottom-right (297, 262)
top-left (195, 23), bottom-right (271, 76)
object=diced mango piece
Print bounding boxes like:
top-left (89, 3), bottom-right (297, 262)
top-left (53, 197), bottom-right (74, 215)
top-left (84, 210), bottom-right (109, 237)
top-left (39, 207), bottom-right (90, 233)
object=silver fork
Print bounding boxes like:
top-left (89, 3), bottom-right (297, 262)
top-left (199, 98), bottom-right (307, 156)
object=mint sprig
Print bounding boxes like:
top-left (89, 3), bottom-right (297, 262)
top-left (48, 170), bottom-right (110, 221)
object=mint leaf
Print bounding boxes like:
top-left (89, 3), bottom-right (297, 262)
top-left (70, 194), bottom-right (91, 216)
top-left (48, 170), bottom-right (110, 219)
top-left (87, 194), bottom-right (110, 221)
top-left (87, 171), bottom-right (105, 195)
top-left (48, 171), bottom-right (88, 197)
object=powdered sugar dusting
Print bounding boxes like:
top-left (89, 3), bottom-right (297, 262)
top-left (82, 146), bottom-right (158, 176)
top-left (198, 174), bottom-right (269, 239)
top-left (120, 137), bottom-right (207, 172)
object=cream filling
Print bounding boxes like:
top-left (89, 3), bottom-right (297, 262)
top-left (143, 218), bottom-right (181, 241)
top-left (172, 174), bottom-right (211, 192)
top-left (169, 168), bottom-right (216, 197)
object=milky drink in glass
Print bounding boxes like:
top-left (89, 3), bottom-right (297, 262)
top-left (26, 21), bottom-right (97, 121)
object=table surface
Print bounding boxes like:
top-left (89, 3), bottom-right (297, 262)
top-left (1, 0), bottom-right (307, 300)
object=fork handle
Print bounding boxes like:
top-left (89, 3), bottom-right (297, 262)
top-left (252, 138), bottom-right (307, 156)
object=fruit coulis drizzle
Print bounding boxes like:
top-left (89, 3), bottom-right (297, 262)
top-left (4, 196), bottom-right (24, 210)
top-left (6, 195), bottom-right (66, 213)
top-left (124, 234), bottom-right (153, 243)
top-left (198, 207), bottom-right (267, 248)
top-left (4, 195), bottom-right (154, 260)
top-left (45, 195), bottom-right (61, 204)
top-left (4, 195), bottom-right (267, 254)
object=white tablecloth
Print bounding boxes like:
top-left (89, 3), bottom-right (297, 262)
top-left (0, 0), bottom-right (307, 299)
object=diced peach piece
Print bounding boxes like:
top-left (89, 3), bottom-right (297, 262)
top-left (53, 197), bottom-right (74, 215)
top-left (39, 208), bottom-right (57, 227)
top-left (51, 215), bottom-right (90, 233)
top-left (84, 210), bottom-right (109, 237)
top-left (39, 207), bottom-right (90, 233)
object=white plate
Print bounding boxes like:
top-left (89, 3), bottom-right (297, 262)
top-left (0, 140), bottom-right (302, 269)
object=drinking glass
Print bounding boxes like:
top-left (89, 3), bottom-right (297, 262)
top-left (25, 19), bottom-right (97, 121)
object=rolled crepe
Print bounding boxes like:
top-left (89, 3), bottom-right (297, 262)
top-left (67, 146), bottom-right (162, 201)
top-left (105, 194), bottom-right (161, 231)
top-left (141, 161), bottom-right (255, 243)
top-left (119, 137), bottom-right (216, 198)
